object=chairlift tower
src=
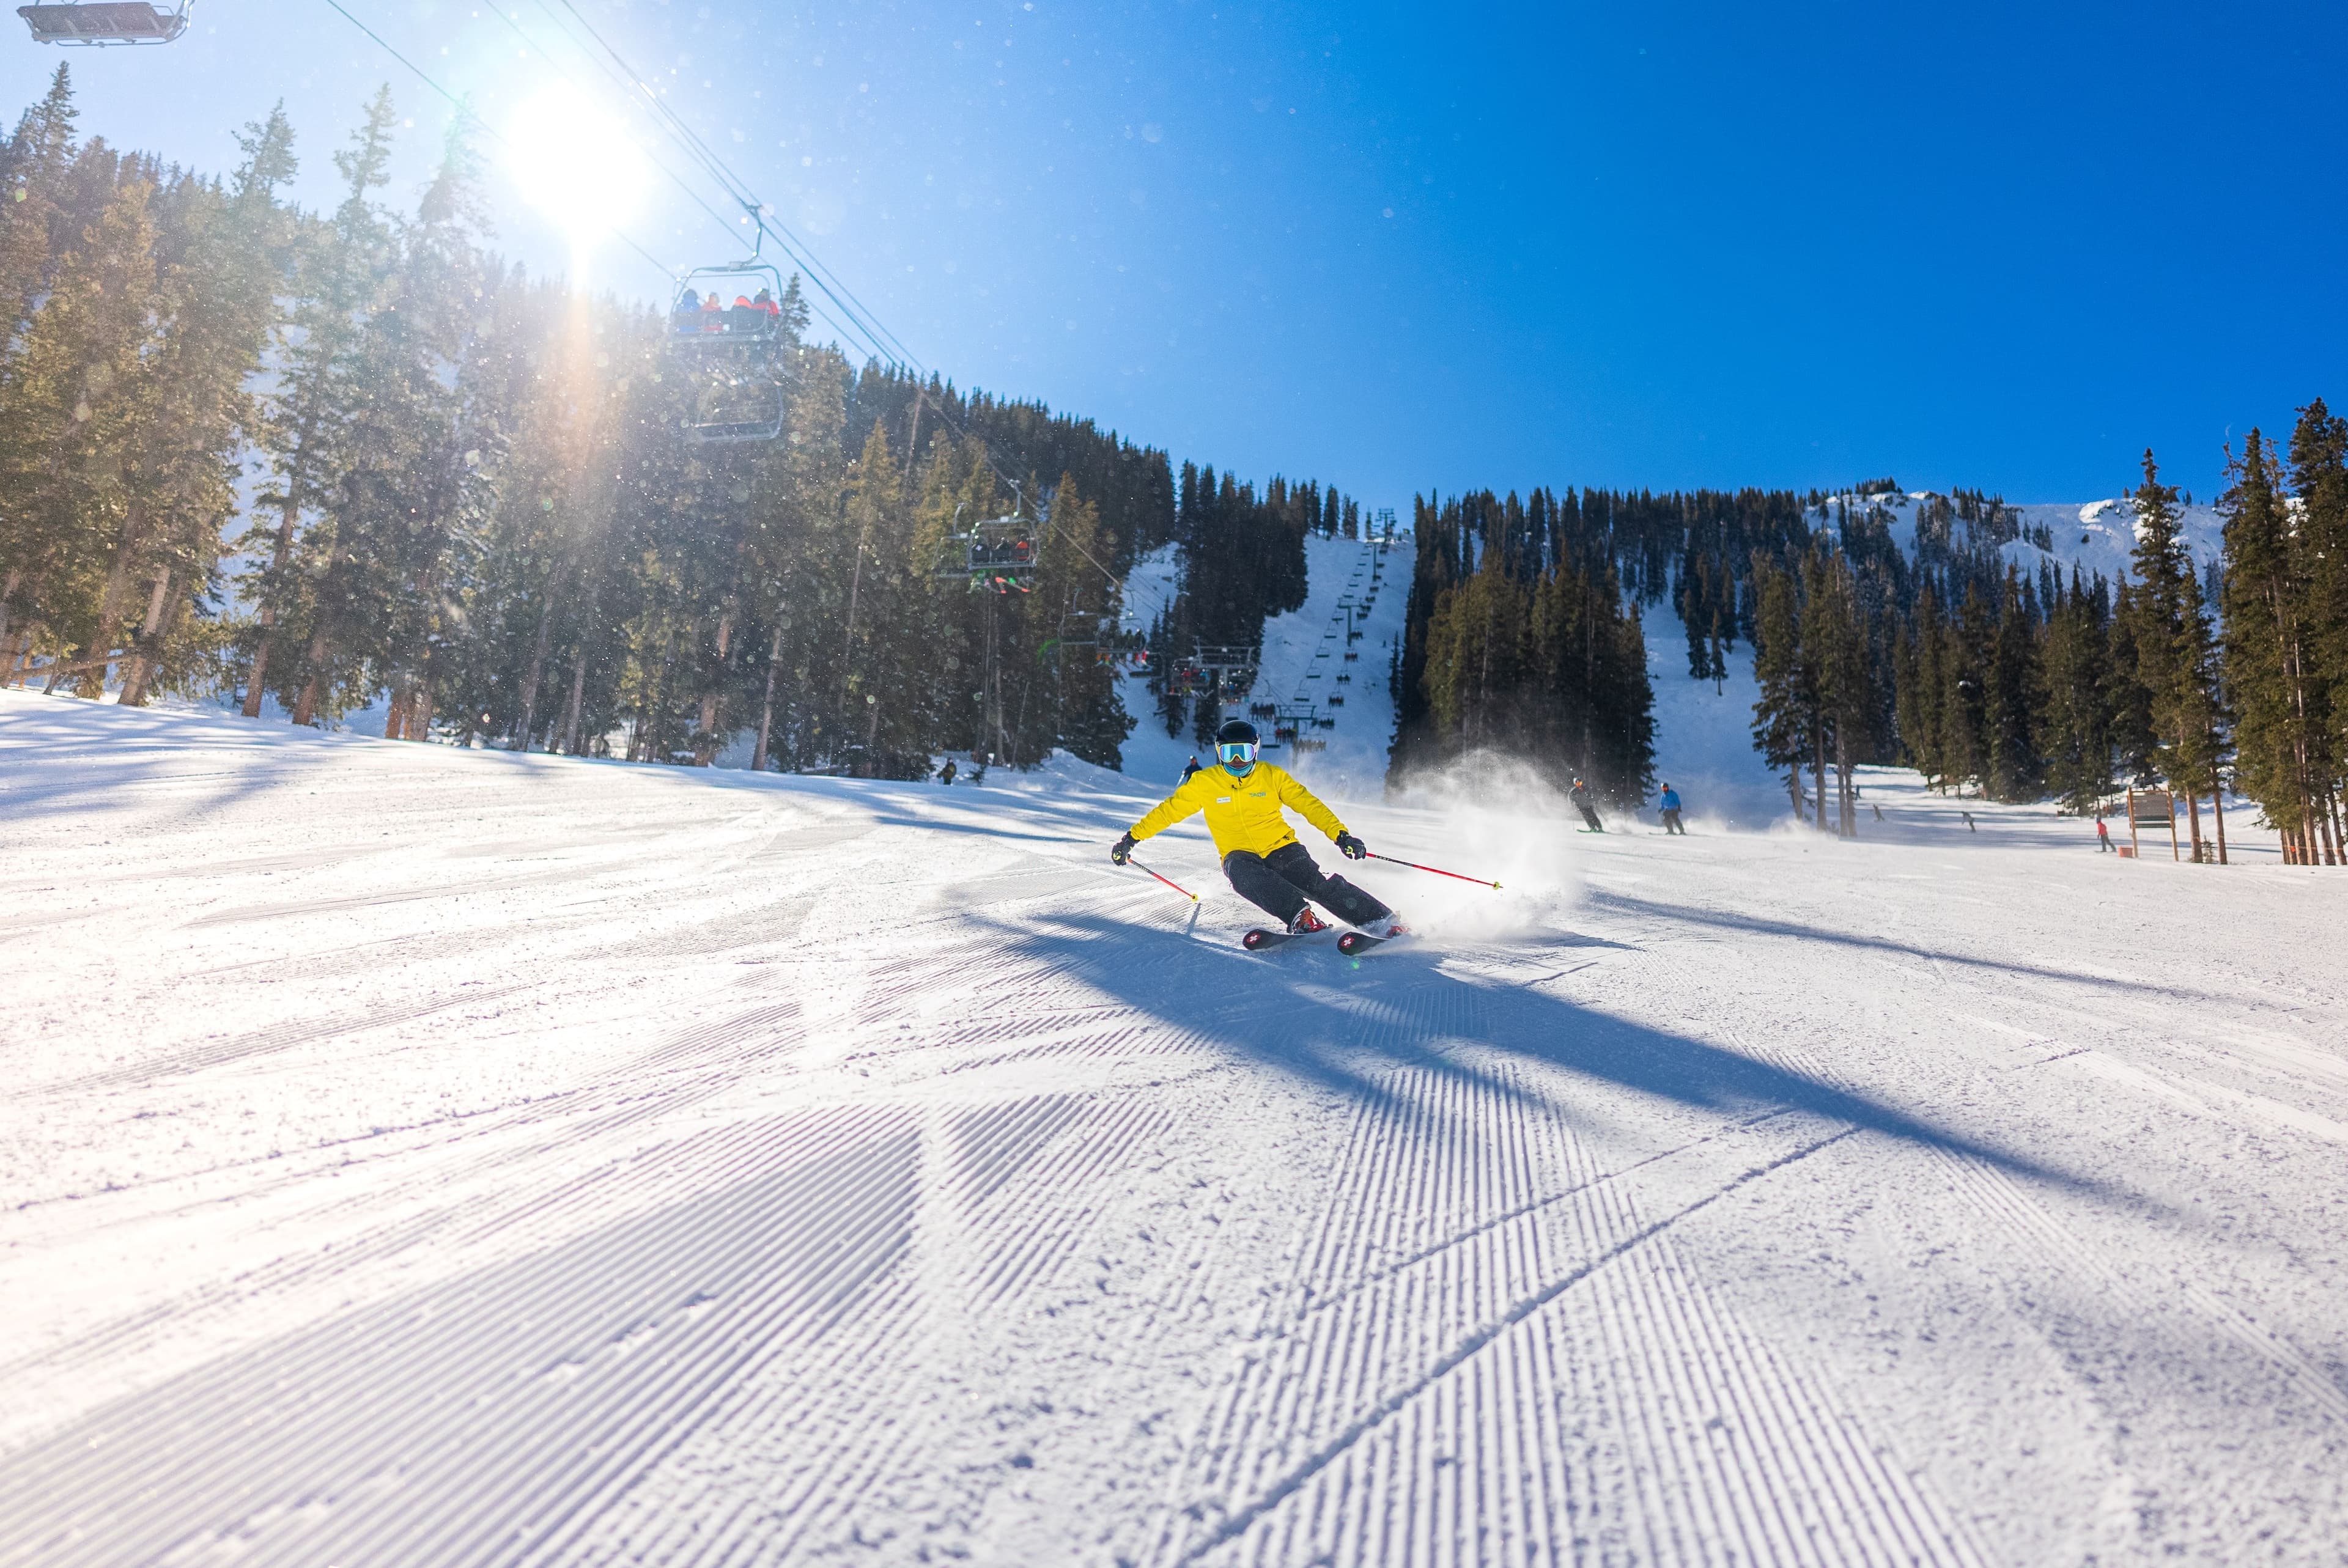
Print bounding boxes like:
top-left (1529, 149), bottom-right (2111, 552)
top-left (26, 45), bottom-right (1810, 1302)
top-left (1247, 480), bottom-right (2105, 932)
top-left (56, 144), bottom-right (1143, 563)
top-left (1192, 643), bottom-right (1260, 707)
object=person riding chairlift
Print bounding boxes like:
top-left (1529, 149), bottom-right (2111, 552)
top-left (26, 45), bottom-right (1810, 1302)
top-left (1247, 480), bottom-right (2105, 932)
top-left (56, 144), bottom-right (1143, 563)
top-left (753, 287), bottom-right (780, 317)
top-left (698, 292), bottom-right (725, 331)
top-left (674, 289), bottom-right (703, 334)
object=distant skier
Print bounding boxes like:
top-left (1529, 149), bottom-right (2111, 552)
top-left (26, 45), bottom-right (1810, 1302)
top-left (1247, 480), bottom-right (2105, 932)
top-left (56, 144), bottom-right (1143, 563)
top-left (1870, 801), bottom-right (1884, 823)
top-left (938, 758), bottom-right (958, 787)
top-left (1962, 810), bottom-right (1976, 833)
top-left (1570, 778), bottom-right (1604, 833)
top-left (1112, 719), bottom-right (1405, 940)
top-left (2096, 816), bottom-right (2112, 853)
top-left (1658, 782), bottom-right (1685, 835)
top-left (1180, 754), bottom-right (1203, 782)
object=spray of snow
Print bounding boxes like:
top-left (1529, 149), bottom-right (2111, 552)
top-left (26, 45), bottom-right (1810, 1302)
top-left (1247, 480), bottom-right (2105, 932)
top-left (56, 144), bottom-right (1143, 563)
top-left (1378, 749), bottom-right (1582, 940)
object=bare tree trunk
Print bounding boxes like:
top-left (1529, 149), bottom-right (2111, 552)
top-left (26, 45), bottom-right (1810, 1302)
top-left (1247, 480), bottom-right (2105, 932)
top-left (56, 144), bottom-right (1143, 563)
top-left (245, 482), bottom-right (305, 718)
top-left (411, 680), bottom-right (434, 743)
top-left (561, 648), bottom-right (588, 756)
top-left (384, 683), bottom-right (411, 742)
top-left (81, 502), bottom-right (147, 698)
top-left (2210, 768), bottom-right (2228, 866)
top-left (2182, 786), bottom-right (2204, 864)
top-left (695, 614), bottom-right (733, 765)
top-left (116, 572), bottom-right (175, 706)
top-left (516, 574), bottom-right (563, 754)
top-left (752, 625), bottom-right (783, 772)
top-left (1812, 716), bottom-right (1829, 835)
top-left (289, 630), bottom-right (330, 728)
top-left (1834, 725), bottom-right (1853, 838)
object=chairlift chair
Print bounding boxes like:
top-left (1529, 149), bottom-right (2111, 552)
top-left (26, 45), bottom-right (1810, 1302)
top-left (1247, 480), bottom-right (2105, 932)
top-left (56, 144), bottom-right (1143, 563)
top-left (669, 249), bottom-right (789, 445)
top-left (18, 0), bottom-right (189, 44)
top-left (937, 515), bottom-right (1039, 591)
top-left (670, 260), bottom-right (790, 348)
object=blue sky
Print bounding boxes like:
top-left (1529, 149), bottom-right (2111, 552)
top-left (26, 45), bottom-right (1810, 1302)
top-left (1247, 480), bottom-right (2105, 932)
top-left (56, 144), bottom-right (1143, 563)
top-left (8, 1), bottom-right (2344, 508)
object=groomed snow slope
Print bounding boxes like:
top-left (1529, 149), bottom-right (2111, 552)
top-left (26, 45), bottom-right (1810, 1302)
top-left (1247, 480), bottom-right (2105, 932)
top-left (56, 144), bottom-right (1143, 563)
top-left (3, 690), bottom-right (2344, 1567)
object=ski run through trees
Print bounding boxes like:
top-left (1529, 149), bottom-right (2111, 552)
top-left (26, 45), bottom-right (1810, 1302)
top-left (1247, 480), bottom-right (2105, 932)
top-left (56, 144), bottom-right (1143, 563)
top-left (6, 690), bottom-right (2347, 1566)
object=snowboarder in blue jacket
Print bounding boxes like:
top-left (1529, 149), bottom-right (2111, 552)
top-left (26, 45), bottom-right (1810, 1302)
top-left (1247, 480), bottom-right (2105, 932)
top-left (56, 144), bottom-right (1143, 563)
top-left (1658, 784), bottom-right (1685, 834)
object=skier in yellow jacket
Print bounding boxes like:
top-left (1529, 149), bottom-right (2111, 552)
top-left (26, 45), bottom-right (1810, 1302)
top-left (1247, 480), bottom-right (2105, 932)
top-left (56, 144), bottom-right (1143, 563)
top-left (1112, 718), bottom-right (1407, 938)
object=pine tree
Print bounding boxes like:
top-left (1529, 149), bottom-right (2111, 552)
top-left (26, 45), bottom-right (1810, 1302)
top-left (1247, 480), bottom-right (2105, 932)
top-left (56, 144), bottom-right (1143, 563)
top-left (112, 108), bottom-right (298, 705)
top-left (1943, 584), bottom-right (1992, 795)
top-left (1982, 566), bottom-right (2042, 802)
top-left (1678, 544), bottom-right (1708, 679)
top-left (2287, 400), bottom-right (2348, 862)
top-left (0, 151), bottom-right (161, 689)
top-left (2224, 430), bottom-right (2336, 863)
top-left (1796, 549), bottom-right (1848, 833)
top-left (239, 86), bottom-right (398, 719)
top-left (2127, 450), bottom-right (2229, 861)
top-left (1892, 583), bottom-right (1948, 790)
top-left (1749, 559), bottom-right (1812, 820)
top-left (0, 65), bottom-right (79, 364)
top-left (2038, 570), bottom-right (2117, 814)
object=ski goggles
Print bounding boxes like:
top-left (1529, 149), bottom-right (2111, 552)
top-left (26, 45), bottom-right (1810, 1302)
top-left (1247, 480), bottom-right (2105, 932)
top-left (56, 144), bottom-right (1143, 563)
top-left (1216, 740), bottom-right (1259, 767)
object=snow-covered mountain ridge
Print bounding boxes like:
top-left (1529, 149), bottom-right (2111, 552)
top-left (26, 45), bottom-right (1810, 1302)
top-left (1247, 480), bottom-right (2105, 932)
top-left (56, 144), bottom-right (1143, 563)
top-left (1839, 489), bottom-right (2224, 587)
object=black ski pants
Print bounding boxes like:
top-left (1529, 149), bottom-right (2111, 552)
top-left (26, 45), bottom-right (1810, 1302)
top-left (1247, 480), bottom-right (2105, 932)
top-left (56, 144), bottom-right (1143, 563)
top-left (1576, 805), bottom-right (1604, 832)
top-left (1223, 842), bottom-right (1390, 926)
top-left (1661, 809), bottom-right (1684, 834)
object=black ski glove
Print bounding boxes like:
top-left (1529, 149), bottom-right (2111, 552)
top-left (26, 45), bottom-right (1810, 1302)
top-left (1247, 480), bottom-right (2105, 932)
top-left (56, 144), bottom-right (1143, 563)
top-left (1111, 833), bottom-right (1136, 866)
top-left (1335, 833), bottom-right (1368, 861)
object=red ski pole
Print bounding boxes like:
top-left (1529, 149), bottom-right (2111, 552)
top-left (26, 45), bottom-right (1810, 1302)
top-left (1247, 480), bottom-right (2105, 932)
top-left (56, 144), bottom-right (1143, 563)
top-left (1129, 858), bottom-right (1199, 902)
top-left (1369, 852), bottom-right (1502, 891)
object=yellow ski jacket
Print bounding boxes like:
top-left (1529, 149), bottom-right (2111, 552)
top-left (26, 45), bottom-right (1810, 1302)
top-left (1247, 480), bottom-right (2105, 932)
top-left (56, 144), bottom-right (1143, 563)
top-left (1126, 762), bottom-right (1348, 859)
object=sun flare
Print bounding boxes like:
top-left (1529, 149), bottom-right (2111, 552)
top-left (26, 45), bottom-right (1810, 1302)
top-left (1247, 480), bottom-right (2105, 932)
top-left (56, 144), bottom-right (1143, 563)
top-left (503, 82), bottom-right (650, 249)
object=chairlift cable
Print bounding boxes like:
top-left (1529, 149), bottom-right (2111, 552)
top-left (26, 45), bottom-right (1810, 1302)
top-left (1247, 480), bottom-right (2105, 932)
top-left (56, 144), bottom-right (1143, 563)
top-left (379, 0), bottom-right (1168, 622)
top-left (483, 0), bottom-right (1150, 587)
top-left (540, 0), bottom-right (910, 364)
top-left (536, 0), bottom-right (921, 370)
top-left (315, 0), bottom-right (675, 284)
top-left (474, 0), bottom-right (895, 366)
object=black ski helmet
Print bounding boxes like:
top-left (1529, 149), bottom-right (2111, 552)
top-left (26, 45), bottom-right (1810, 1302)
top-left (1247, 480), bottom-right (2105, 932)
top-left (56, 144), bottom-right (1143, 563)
top-left (1215, 718), bottom-right (1258, 747)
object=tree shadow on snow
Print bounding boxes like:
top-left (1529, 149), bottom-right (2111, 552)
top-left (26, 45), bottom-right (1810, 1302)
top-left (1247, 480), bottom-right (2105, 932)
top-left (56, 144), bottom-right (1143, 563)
top-left (1586, 889), bottom-right (2223, 1003)
top-left (995, 911), bottom-right (2108, 1201)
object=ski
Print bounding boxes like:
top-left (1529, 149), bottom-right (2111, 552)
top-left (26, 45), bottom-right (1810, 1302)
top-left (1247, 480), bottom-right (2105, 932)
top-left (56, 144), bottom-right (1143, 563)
top-left (1335, 929), bottom-right (1403, 955)
top-left (1243, 927), bottom-right (1312, 951)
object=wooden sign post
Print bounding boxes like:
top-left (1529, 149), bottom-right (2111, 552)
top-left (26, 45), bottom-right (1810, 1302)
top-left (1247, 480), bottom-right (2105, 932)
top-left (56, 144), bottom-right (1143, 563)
top-left (2127, 787), bottom-right (2179, 862)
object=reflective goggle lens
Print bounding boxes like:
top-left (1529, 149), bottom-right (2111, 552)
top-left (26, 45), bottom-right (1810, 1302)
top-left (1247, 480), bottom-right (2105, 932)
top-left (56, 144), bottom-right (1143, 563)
top-left (1217, 741), bottom-right (1258, 765)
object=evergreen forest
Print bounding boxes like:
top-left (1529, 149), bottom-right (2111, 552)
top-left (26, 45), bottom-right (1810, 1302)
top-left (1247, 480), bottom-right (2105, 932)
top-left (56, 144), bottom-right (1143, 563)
top-left (0, 72), bottom-right (1352, 778)
top-left (1395, 446), bottom-right (2348, 866)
